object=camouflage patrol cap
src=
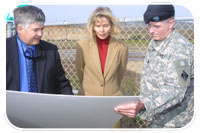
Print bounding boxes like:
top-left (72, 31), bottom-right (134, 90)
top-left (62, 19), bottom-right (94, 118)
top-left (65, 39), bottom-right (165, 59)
top-left (143, 5), bottom-right (175, 24)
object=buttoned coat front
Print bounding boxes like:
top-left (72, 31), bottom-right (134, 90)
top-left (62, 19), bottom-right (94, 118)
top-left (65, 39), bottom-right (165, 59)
top-left (76, 37), bottom-right (128, 96)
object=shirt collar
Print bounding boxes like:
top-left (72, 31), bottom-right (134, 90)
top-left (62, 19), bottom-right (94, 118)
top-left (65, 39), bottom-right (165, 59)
top-left (16, 34), bottom-right (36, 51)
top-left (96, 35), bottom-right (110, 45)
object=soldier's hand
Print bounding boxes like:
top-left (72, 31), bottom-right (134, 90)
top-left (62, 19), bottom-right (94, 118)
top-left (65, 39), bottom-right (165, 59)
top-left (114, 100), bottom-right (145, 118)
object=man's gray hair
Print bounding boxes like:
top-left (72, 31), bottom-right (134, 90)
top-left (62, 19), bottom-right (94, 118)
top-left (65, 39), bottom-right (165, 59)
top-left (14, 5), bottom-right (45, 31)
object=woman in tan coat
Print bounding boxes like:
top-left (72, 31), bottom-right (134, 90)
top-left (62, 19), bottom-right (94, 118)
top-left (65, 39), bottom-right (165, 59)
top-left (76, 7), bottom-right (128, 96)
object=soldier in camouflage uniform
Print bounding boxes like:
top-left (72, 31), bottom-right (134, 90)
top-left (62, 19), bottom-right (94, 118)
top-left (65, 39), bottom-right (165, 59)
top-left (114, 5), bottom-right (194, 128)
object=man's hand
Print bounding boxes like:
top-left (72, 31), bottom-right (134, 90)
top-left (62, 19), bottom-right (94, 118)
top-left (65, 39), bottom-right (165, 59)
top-left (114, 100), bottom-right (145, 118)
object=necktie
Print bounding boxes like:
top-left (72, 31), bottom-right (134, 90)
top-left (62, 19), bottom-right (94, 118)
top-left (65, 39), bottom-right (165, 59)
top-left (25, 48), bottom-right (38, 93)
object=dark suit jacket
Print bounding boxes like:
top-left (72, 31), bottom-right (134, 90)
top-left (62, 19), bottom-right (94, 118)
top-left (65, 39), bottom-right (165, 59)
top-left (6, 35), bottom-right (73, 95)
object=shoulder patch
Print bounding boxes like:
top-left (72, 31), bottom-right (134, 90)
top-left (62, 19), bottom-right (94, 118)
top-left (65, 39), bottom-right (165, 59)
top-left (174, 59), bottom-right (190, 87)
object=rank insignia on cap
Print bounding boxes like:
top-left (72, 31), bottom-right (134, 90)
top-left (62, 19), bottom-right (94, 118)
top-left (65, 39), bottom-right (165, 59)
top-left (152, 16), bottom-right (160, 21)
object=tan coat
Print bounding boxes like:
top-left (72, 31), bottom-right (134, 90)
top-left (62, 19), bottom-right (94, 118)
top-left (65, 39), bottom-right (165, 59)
top-left (75, 37), bottom-right (128, 96)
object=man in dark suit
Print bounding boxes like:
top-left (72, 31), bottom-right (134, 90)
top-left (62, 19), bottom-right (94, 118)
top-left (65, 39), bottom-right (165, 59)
top-left (6, 5), bottom-right (73, 95)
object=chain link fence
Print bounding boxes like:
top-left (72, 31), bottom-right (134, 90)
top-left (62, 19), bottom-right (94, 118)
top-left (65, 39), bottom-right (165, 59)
top-left (6, 18), bottom-right (194, 128)
top-left (41, 18), bottom-right (194, 94)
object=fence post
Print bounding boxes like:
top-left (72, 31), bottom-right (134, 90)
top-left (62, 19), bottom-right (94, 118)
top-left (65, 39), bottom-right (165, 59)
top-left (7, 22), bottom-right (14, 37)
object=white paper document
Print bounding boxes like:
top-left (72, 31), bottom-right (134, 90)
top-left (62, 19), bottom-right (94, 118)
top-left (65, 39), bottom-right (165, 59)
top-left (6, 90), bottom-right (139, 128)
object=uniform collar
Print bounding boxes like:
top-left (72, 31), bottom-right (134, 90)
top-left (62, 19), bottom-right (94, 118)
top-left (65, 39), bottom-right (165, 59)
top-left (149, 30), bottom-right (175, 53)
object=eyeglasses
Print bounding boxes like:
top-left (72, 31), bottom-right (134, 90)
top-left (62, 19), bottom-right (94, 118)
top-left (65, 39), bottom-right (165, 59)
top-left (147, 24), bottom-right (162, 31)
top-left (17, 36), bottom-right (43, 60)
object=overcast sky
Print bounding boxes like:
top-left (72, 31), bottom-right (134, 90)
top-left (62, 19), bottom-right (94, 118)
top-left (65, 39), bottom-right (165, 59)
top-left (35, 4), bottom-right (193, 24)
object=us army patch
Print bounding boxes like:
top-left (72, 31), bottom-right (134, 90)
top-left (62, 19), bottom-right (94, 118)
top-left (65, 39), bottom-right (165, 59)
top-left (174, 59), bottom-right (190, 87)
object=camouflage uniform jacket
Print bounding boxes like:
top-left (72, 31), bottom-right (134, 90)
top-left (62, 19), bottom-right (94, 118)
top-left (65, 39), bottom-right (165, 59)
top-left (138, 30), bottom-right (194, 128)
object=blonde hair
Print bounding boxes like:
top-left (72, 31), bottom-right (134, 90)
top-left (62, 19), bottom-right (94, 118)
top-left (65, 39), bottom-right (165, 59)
top-left (87, 7), bottom-right (120, 43)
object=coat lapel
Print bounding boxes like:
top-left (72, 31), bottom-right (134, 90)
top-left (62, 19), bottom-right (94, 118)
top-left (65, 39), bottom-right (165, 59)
top-left (89, 41), bottom-right (103, 78)
top-left (35, 42), bottom-right (46, 92)
top-left (104, 37), bottom-right (118, 77)
top-left (8, 36), bottom-right (20, 90)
